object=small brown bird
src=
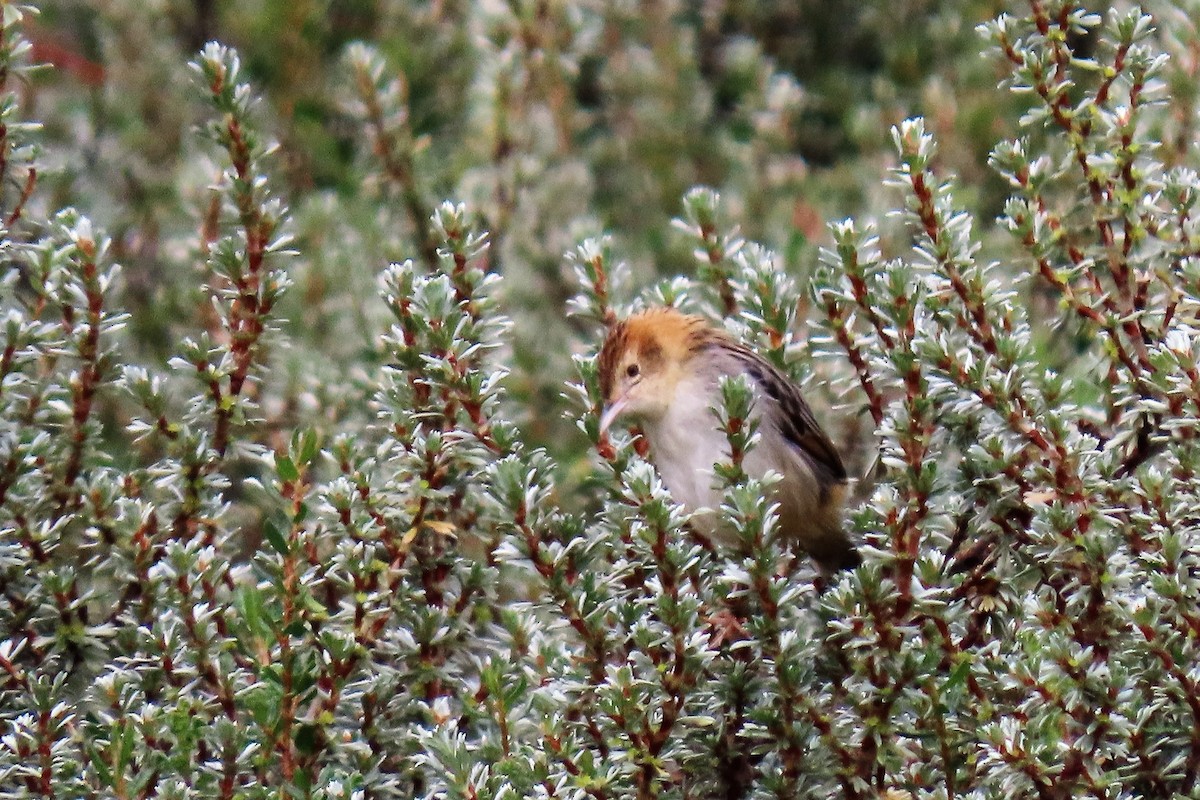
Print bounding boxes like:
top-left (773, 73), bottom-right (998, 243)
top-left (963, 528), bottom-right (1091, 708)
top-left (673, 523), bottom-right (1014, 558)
top-left (598, 307), bottom-right (859, 572)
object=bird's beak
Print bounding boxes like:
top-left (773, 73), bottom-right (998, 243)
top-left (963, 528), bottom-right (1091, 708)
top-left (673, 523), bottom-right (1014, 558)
top-left (599, 394), bottom-right (630, 435)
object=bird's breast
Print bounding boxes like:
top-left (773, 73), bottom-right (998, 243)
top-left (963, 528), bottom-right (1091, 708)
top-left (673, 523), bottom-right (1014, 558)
top-left (640, 368), bottom-right (824, 534)
top-left (641, 378), bottom-right (728, 513)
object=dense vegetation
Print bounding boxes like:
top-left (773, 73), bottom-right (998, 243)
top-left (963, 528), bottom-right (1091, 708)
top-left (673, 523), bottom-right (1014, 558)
top-left (2, 0), bottom-right (1200, 797)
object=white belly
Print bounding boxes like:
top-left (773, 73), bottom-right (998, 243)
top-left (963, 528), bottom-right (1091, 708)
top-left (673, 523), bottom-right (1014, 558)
top-left (640, 372), bottom-right (822, 547)
top-left (643, 396), bottom-right (728, 513)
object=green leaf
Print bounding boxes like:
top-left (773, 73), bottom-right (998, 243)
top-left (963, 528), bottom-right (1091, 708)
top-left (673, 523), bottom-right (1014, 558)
top-left (944, 658), bottom-right (972, 692)
top-left (244, 684), bottom-right (282, 729)
top-left (236, 585), bottom-right (270, 639)
top-left (88, 743), bottom-right (114, 787)
top-left (295, 427), bottom-right (321, 466)
top-left (264, 520), bottom-right (289, 555)
top-left (276, 454), bottom-right (300, 483)
top-left (294, 723), bottom-right (320, 754)
top-left (119, 720), bottom-right (135, 768)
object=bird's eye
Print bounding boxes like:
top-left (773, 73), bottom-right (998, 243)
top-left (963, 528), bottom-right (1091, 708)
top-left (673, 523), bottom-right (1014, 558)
top-left (626, 364), bottom-right (640, 378)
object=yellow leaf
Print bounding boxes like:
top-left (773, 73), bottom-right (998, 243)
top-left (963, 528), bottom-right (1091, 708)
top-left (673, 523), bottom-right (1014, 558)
top-left (423, 520), bottom-right (457, 537)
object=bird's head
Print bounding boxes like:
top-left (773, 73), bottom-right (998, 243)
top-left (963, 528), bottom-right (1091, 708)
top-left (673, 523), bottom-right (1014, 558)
top-left (596, 307), bottom-right (711, 434)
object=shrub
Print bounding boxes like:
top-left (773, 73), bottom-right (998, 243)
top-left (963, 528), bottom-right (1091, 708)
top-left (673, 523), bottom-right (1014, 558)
top-left (2, 1), bottom-right (1200, 798)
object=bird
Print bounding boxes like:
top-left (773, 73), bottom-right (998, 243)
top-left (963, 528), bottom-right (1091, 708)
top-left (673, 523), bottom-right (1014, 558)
top-left (597, 307), bottom-right (859, 572)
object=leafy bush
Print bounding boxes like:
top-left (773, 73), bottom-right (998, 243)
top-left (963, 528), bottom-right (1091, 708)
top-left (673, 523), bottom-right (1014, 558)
top-left (3, 1), bottom-right (1200, 798)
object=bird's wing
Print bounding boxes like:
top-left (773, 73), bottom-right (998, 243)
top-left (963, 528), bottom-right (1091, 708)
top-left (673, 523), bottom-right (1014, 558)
top-left (729, 347), bottom-right (848, 483)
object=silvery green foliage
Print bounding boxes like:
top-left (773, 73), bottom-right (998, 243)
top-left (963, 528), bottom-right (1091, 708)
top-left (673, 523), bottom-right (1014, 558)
top-left (3, 3), bottom-right (1200, 800)
top-left (812, 4), bottom-right (1200, 796)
